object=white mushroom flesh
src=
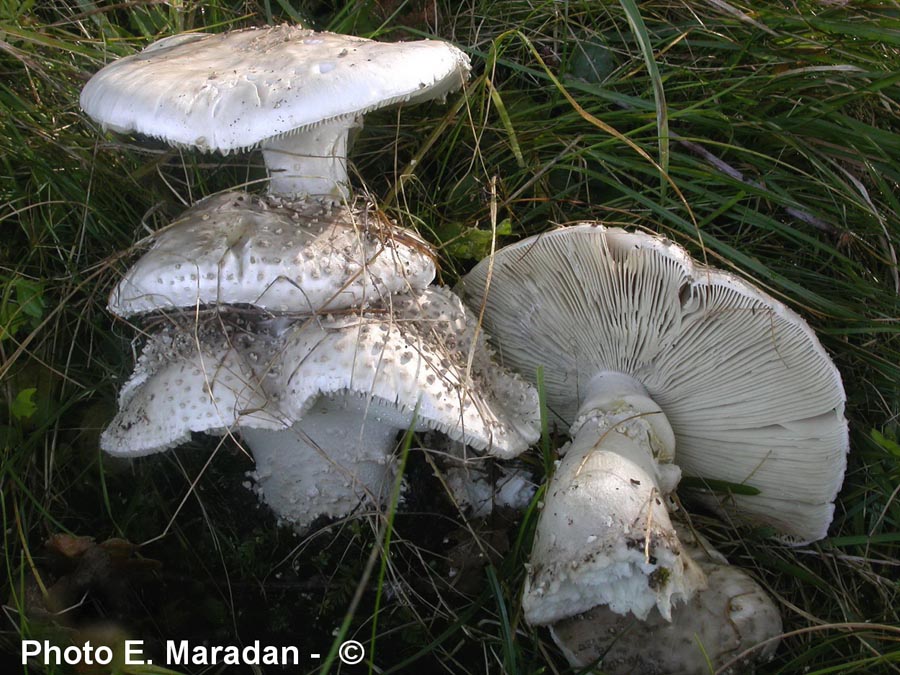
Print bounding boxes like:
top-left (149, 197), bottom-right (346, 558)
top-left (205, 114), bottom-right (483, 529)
top-left (443, 461), bottom-right (537, 518)
top-left (550, 528), bottom-right (783, 675)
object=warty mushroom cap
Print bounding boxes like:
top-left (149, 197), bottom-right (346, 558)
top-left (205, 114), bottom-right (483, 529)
top-left (100, 321), bottom-right (286, 457)
top-left (108, 191), bottom-right (435, 316)
top-left (234, 285), bottom-right (540, 528)
top-left (243, 285), bottom-right (540, 460)
top-left (80, 26), bottom-right (470, 199)
top-left (457, 224), bottom-right (848, 545)
top-left (80, 26), bottom-right (470, 153)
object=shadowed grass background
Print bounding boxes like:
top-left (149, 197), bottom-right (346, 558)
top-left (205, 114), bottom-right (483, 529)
top-left (1, 0), bottom-right (898, 673)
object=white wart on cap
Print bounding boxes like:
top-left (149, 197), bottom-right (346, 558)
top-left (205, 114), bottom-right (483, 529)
top-left (441, 453), bottom-right (537, 519)
top-left (458, 224), bottom-right (847, 622)
top-left (238, 286), bottom-right (540, 530)
top-left (81, 26), bottom-right (471, 200)
top-left (108, 191), bottom-right (435, 316)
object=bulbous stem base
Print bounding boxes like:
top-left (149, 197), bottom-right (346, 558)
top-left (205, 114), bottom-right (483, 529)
top-left (241, 393), bottom-right (400, 531)
top-left (523, 371), bottom-right (705, 625)
top-left (549, 526), bottom-right (783, 674)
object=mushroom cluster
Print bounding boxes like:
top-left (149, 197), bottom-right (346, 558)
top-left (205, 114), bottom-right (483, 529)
top-left (101, 287), bottom-right (540, 530)
top-left (84, 25), bottom-right (541, 529)
top-left (84, 24), bottom-right (849, 673)
top-left (457, 224), bottom-right (848, 672)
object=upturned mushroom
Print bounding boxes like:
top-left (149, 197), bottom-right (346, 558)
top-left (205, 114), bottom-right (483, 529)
top-left (80, 25), bottom-right (470, 201)
top-left (456, 224), bottom-right (847, 626)
top-left (107, 191), bottom-right (435, 317)
top-left (237, 286), bottom-right (540, 529)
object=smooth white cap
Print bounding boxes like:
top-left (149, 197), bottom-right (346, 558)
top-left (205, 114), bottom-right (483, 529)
top-left (80, 26), bottom-right (471, 153)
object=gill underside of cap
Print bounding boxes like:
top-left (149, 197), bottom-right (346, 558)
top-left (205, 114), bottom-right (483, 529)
top-left (457, 224), bottom-right (848, 544)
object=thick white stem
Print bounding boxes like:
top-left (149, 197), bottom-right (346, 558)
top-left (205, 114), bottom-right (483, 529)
top-left (241, 394), bottom-right (401, 530)
top-left (260, 116), bottom-right (361, 200)
top-left (523, 371), bottom-right (705, 625)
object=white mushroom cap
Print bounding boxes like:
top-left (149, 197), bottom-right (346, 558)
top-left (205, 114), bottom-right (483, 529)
top-left (81, 26), bottom-right (469, 199)
top-left (550, 526), bottom-right (783, 674)
top-left (100, 322), bottom-right (286, 457)
top-left (80, 26), bottom-right (470, 153)
top-left (245, 286), bottom-right (540, 459)
top-left (108, 191), bottom-right (435, 316)
top-left (457, 224), bottom-right (848, 544)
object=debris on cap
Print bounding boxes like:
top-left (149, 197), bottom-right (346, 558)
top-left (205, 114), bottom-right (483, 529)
top-left (100, 321), bottom-right (286, 457)
top-left (109, 191), bottom-right (435, 316)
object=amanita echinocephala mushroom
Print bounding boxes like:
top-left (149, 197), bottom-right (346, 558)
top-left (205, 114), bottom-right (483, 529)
top-left (101, 287), bottom-right (540, 530)
top-left (97, 186), bottom-right (443, 506)
top-left (83, 25), bottom-right (468, 316)
top-left (81, 22), bottom-right (471, 331)
top-left (82, 25), bottom-right (502, 531)
top-left (457, 224), bottom-right (847, 653)
top-left (80, 25), bottom-right (470, 201)
top-left (237, 286), bottom-right (540, 529)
